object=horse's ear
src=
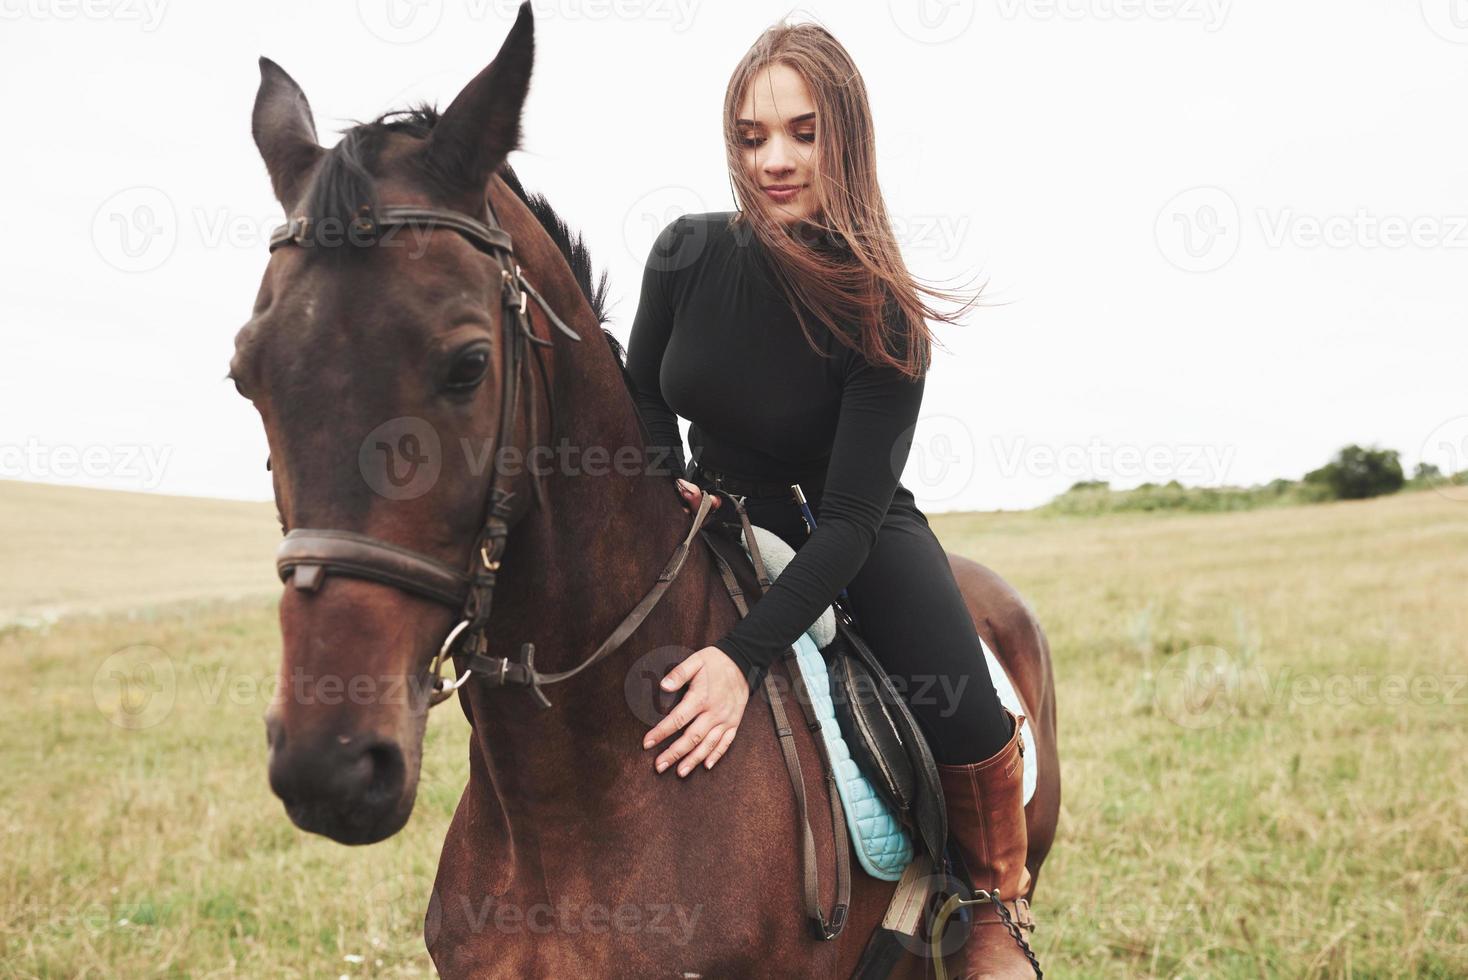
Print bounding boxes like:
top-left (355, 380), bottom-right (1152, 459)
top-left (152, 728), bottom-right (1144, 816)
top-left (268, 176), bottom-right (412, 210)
top-left (253, 57), bottom-right (324, 211)
top-left (424, 1), bottom-right (534, 197)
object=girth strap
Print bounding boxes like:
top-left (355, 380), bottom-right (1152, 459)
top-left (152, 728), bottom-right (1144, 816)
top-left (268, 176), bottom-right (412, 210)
top-left (701, 494), bottom-right (852, 941)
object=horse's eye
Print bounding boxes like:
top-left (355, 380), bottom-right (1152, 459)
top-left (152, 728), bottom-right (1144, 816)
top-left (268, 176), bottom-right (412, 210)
top-left (446, 348), bottom-right (490, 390)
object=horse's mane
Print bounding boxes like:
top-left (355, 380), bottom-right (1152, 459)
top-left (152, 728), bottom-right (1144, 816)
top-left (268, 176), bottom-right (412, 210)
top-left (297, 104), bottom-right (634, 385)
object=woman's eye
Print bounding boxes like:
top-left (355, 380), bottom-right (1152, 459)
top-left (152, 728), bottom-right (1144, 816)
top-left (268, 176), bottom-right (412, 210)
top-left (739, 135), bottom-right (763, 148)
top-left (796, 132), bottom-right (816, 143)
top-left (446, 348), bottom-right (490, 389)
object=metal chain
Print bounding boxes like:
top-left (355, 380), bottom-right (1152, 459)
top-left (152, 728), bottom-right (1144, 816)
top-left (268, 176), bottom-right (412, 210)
top-left (976, 889), bottom-right (1043, 978)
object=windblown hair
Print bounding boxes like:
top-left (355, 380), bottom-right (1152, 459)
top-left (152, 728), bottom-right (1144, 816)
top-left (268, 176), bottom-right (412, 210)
top-left (723, 20), bottom-right (980, 379)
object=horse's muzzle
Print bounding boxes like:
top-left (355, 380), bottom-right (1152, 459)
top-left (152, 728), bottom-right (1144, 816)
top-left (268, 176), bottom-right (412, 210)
top-left (265, 717), bottom-right (411, 844)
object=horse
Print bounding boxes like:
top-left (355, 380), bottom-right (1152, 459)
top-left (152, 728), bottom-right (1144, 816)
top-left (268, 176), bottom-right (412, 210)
top-left (234, 5), bottom-right (1059, 976)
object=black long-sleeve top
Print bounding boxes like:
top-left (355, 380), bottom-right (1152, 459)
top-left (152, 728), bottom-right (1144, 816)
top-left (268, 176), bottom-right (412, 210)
top-left (626, 211), bottom-right (926, 688)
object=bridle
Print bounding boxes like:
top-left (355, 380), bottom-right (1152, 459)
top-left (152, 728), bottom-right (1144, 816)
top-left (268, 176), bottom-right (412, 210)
top-left (266, 200), bottom-right (718, 708)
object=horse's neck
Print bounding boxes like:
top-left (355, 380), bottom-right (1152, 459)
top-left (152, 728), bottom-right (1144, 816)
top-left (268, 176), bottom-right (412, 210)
top-left (454, 346), bottom-right (720, 844)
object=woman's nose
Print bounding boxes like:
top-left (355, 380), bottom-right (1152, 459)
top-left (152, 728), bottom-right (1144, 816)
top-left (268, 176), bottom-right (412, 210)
top-left (761, 137), bottom-right (798, 176)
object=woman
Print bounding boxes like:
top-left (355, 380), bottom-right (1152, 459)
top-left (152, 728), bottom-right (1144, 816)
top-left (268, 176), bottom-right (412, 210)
top-left (627, 21), bottom-right (1039, 977)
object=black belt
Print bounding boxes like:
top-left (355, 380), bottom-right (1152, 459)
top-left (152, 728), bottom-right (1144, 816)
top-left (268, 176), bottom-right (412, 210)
top-left (687, 460), bottom-right (823, 501)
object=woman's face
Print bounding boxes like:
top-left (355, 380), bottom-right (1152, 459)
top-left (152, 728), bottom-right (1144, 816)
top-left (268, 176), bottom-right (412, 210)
top-left (735, 63), bottom-right (821, 226)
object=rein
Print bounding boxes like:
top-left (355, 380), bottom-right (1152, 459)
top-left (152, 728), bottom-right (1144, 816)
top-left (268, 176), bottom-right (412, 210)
top-left (267, 201), bottom-right (716, 708)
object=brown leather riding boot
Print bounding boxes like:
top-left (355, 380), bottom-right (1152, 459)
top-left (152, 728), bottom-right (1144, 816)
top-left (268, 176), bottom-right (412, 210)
top-left (935, 709), bottom-right (1041, 978)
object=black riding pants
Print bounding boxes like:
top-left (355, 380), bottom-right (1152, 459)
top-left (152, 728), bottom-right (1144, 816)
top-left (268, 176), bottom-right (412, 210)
top-left (721, 482), bottom-right (1011, 765)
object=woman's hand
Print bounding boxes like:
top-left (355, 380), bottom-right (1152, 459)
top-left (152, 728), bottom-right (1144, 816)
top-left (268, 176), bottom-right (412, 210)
top-left (643, 645), bottom-right (749, 777)
top-left (676, 478), bottom-right (722, 516)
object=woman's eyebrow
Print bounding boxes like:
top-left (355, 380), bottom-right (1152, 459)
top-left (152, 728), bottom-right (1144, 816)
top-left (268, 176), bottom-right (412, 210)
top-left (736, 111), bottom-right (818, 126)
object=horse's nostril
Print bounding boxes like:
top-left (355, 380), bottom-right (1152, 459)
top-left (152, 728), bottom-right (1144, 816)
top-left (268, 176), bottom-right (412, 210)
top-left (363, 741), bottom-right (406, 807)
top-left (268, 732), bottom-right (406, 814)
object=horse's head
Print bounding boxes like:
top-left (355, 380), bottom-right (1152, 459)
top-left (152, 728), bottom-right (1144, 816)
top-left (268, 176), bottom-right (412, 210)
top-left (232, 4), bottom-right (566, 844)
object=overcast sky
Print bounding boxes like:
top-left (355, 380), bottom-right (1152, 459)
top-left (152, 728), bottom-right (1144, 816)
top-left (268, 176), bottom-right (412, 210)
top-left (3, 0), bottom-right (1465, 512)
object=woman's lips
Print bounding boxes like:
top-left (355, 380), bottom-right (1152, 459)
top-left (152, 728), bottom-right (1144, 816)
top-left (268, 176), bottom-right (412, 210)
top-left (762, 184), bottom-right (803, 203)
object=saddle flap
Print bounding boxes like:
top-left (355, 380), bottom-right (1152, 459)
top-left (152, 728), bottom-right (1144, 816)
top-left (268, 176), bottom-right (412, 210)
top-left (828, 647), bottom-right (916, 812)
top-left (822, 616), bottom-right (949, 869)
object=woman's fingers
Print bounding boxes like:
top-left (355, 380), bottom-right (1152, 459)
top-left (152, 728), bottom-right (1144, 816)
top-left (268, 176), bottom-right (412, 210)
top-left (656, 711), bottom-right (719, 775)
top-left (643, 645), bottom-right (748, 777)
top-left (702, 726), bottom-right (738, 770)
top-left (676, 723), bottom-right (725, 777)
top-left (675, 479), bottom-right (721, 513)
top-left (642, 688), bottom-right (703, 751)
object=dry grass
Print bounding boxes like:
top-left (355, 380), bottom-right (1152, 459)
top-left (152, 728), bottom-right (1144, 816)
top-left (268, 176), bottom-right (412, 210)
top-left (0, 481), bottom-right (279, 626)
top-left (2, 483), bottom-right (1464, 977)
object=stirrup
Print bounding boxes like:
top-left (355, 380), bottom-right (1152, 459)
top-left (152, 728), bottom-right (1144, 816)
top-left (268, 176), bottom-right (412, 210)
top-left (929, 886), bottom-right (1043, 979)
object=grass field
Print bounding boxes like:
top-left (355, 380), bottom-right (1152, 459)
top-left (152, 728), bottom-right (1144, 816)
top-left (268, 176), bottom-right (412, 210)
top-left (2, 481), bottom-right (1464, 978)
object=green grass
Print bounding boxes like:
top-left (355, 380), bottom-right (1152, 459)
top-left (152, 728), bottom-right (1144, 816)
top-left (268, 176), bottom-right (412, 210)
top-left (3, 486), bottom-right (1465, 977)
top-left (2, 595), bottom-right (471, 978)
top-left (0, 480), bottom-right (279, 625)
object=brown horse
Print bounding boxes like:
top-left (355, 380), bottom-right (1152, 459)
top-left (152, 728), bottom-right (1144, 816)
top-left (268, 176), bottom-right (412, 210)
top-left (235, 5), bottom-right (1058, 976)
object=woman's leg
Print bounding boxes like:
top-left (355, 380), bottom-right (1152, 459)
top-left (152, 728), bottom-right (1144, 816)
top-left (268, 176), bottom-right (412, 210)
top-left (841, 495), bottom-right (1011, 765)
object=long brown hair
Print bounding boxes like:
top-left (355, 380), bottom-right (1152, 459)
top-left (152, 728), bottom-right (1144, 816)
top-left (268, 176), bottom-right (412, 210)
top-left (723, 19), bottom-right (980, 380)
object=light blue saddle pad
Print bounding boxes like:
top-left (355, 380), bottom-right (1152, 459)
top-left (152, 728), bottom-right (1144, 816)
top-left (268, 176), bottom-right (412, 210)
top-left (789, 629), bottom-right (913, 881)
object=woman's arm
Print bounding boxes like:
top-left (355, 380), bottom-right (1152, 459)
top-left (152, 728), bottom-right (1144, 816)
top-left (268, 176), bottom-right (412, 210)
top-left (711, 343), bottom-right (925, 688)
top-left (625, 219), bottom-right (689, 478)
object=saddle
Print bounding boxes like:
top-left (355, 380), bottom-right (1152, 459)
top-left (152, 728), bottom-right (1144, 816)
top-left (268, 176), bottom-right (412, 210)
top-left (698, 492), bottom-right (949, 886)
top-left (822, 599), bottom-right (949, 869)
